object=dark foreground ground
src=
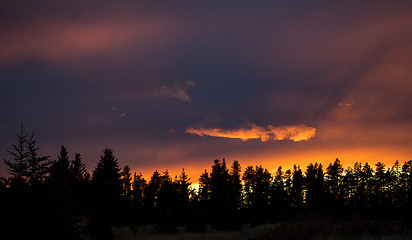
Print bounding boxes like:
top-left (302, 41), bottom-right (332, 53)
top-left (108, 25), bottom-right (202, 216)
top-left (107, 220), bottom-right (412, 240)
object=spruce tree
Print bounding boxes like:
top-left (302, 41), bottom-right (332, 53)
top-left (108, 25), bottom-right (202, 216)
top-left (291, 165), bottom-right (304, 208)
top-left (229, 161), bottom-right (242, 213)
top-left (209, 159), bottom-right (231, 229)
top-left (131, 172), bottom-right (146, 224)
top-left (25, 131), bottom-right (50, 186)
top-left (92, 148), bottom-right (122, 189)
top-left (305, 163), bottom-right (324, 209)
top-left (121, 166), bottom-right (132, 198)
top-left (326, 158), bottom-right (343, 204)
top-left (198, 169), bottom-right (211, 203)
top-left (4, 125), bottom-right (29, 187)
top-left (89, 148), bottom-right (122, 240)
top-left (49, 146), bottom-right (71, 187)
top-left (70, 153), bottom-right (89, 185)
top-left (270, 166), bottom-right (287, 218)
top-left (227, 161), bottom-right (242, 228)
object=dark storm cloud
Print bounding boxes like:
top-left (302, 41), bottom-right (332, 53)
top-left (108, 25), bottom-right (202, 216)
top-left (1, 1), bottom-right (411, 177)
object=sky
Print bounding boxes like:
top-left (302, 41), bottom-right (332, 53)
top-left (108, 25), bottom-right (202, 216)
top-left (1, 0), bottom-right (411, 181)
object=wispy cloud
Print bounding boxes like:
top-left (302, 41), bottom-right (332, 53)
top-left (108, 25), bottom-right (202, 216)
top-left (157, 80), bottom-right (196, 102)
top-left (186, 124), bottom-right (316, 142)
top-left (338, 102), bottom-right (352, 107)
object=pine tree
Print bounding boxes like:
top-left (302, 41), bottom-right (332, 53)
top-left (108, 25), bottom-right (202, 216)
top-left (209, 159), bottom-right (231, 229)
top-left (243, 165), bottom-right (255, 208)
top-left (362, 162), bottom-right (374, 207)
top-left (373, 162), bottom-right (387, 207)
top-left (70, 153), bottom-right (90, 185)
top-left (4, 125), bottom-right (29, 187)
top-left (89, 148), bottom-right (122, 240)
top-left (227, 161), bottom-right (242, 228)
top-left (342, 165), bottom-right (356, 207)
top-left (244, 165), bottom-right (272, 223)
top-left (178, 168), bottom-right (191, 202)
top-left (130, 172), bottom-right (146, 227)
top-left (156, 170), bottom-right (179, 233)
top-left (198, 169), bottom-right (211, 203)
top-left (144, 170), bottom-right (162, 219)
top-left (270, 166), bottom-right (287, 215)
top-left (228, 161), bottom-right (242, 212)
top-left (121, 166), bottom-right (132, 198)
top-left (92, 148), bottom-right (122, 188)
top-left (49, 146), bottom-right (71, 187)
top-left (25, 131), bottom-right (50, 186)
top-left (326, 158), bottom-right (343, 204)
top-left (131, 172), bottom-right (146, 210)
top-left (291, 165), bottom-right (304, 208)
top-left (157, 170), bottom-right (175, 210)
top-left (283, 168), bottom-right (293, 208)
top-left (400, 160), bottom-right (412, 208)
top-left (305, 163), bottom-right (324, 209)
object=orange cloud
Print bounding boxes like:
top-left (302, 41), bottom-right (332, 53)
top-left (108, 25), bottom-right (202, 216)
top-left (186, 124), bottom-right (316, 142)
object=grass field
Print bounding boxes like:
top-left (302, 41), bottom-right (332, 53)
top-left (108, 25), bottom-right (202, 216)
top-left (112, 224), bottom-right (277, 240)
top-left (110, 220), bottom-right (412, 240)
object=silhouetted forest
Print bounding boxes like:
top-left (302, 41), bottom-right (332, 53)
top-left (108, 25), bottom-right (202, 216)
top-left (1, 127), bottom-right (412, 240)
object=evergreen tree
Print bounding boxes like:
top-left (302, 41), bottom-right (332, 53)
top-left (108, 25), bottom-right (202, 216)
top-left (373, 162), bottom-right (387, 207)
top-left (342, 166), bottom-right (356, 207)
top-left (70, 153), bottom-right (89, 185)
top-left (144, 170), bottom-right (162, 220)
top-left (228, 161), bottom-right (242, 228)
top-left (270, 166), bottom-right (288, 216)
top-left (283, 168), bottom-right (293, 208)
top-left (388, 160), bottom-right (402, 207)
top-left (243, 165), bottom-right (272, 223)
top-left (326, 158), bottom-right (343, 205)
top-left (198, 169), bottom-right (211, 203)
top-left (291, 165), bottom-right (304, 208)
top-left (25, 131), bottom-right (50, 186)
top-left (89, 148), bottom-right (122, 240)
top-left (121, 166), bottom-right (132, 198)
top-left (362, 162), bottom-right (374, 208)
top-left (4, 125), bottom-right (29, 187)
top-left (176, 168), bottom-right (191, 223)
top-left (194, 169), bottom-right (211, 230)
top-left (118, 166), bottom-right (133, 225)
top-left (157, 170), bottom-right (175, 210)
top-left (228, 161), bottom-right (242, 211)
top-left (209, 159), bottom-right (231, 229)
top-left (352, 162), bottom-right (366, 207)
top-left (156, 170), bottom-right (179, 233)
top-left (243, 165), bottom-right (255, 208)
top-left (131, 172), bottom-right (146, 222)
top-left (92, 148), bottom-right (122, 189)
top-left (400, 160), bottom-right (412, 208)
top-left (177, 168), bottom-right (191, 206)
top-left (49, 146), bottom-right (71, 188)
top-left (305, 163), bottom-right (324, 209)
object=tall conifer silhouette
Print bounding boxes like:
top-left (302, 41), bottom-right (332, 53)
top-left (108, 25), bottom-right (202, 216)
top-left (4, 124), bottom-right (29, 187)
top-left (90, 148), bottom-right (122, 240)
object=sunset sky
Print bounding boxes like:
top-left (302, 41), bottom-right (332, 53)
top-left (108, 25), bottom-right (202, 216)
top-left (1, 1), bottom-right (411, 181)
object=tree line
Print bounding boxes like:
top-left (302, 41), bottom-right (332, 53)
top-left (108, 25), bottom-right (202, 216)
top-left (1, 127), bottom-right (411, 240)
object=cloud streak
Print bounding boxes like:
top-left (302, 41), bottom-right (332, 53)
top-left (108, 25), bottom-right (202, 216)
top-left (156, 80), bottom-right (196, 102)
top-left (186, 124), bottom-right (316, 142)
